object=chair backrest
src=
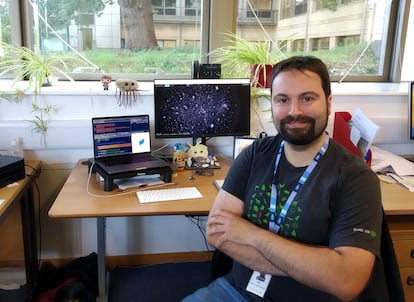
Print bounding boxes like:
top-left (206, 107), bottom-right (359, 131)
top-left (210, 249), bottom-right (232, 281)
top-left (358, 210), bottom-right (405, 302)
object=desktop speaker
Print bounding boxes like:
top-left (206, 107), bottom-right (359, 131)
top-left (192, 60), bottom-right (221, 79)
top-left (0, 155), bottom-right (25, 188)
top-left (199, 64), bottom-right (221, 79)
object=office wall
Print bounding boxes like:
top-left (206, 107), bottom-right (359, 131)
top-left (0, 80), bottom-right (412, 261)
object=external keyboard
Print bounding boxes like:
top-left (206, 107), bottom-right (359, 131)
top-left (136, 186), bottom-right (203, 203)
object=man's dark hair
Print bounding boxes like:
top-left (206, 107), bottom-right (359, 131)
top-left (270, 56), bottom-right (331, 98)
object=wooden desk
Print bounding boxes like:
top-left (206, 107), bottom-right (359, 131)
top-left (49, 158), bottom-right (414, 301)
top-left (0, 160), bottom-right (41, 301)
top-left (48, 158), bottom-right (231, 300)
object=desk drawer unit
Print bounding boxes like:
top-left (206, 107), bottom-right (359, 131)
top-left (398, 267), bottom-right (414, 301)
top-left (389, 219), bottom-right (414, 302)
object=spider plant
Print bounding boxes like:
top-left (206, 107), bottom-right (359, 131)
top-left (209, 32), bottom-right (285, 88)
top-left (0, 41), bottom-right (73, 143)
top-left (0, 41), bottom-right (73, 94)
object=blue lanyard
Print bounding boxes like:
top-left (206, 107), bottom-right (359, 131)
top-left (269, 134), bottom-right (329, 234)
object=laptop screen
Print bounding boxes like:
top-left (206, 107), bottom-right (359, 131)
top-left (92, 115), bottom-right (151, 158)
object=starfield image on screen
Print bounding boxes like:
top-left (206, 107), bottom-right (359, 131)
top-left (154, 79), bottom-right (250, 139)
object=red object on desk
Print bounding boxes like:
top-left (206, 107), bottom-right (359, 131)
top-left (332, 111), bottom-right (372, 166)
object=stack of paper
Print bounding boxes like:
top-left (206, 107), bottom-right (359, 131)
top-left (371, 146), bottom-right (414, 192)
top-left (114, 174), bottom-right (164, 190)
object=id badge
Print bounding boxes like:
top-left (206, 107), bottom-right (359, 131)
top-left (246, 271), bottom-right (271, 298)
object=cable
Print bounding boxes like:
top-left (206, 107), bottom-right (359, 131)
top-left (191, 1), bottom-right (201, 63)
top-left (246, 0), bottom-right (285, 57)
top-left (26, 0), bottom-right (104, 73)
top-left (186, 215), bottom-right (213, 251)
top-left (338, 38), bottom-right (374, 83)
top-left (24, 164), bottom-right (42, 271)
top-left (152, 143), bottom-right (171, 153)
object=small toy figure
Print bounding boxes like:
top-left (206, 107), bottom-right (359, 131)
top-left (101, 75), bottom-right (112, 90)
top-left (115, 79), bottom-right (139, 107)
top-left (186, 142), bottom-right (209, 168)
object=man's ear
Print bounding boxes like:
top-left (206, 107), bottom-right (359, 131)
top-left (327, 95), bottom-right (332, 115)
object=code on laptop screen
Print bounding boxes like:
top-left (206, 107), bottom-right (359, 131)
top-left (92, 115), bottom-right (151, 158)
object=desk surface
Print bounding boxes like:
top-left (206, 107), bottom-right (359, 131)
top-left (48, 158), bottom-right (231, 218)
top-left (0, 160), bottom-right (41, 217)
top-left (48, 157), bottom-right (414, 218)
top-left (381, 181), bottom-right (414, 215)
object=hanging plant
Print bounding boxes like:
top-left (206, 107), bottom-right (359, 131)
top-left (0, 41), bottom-right (74, 144)
top-left (28, 103), bottom-right (56, 146)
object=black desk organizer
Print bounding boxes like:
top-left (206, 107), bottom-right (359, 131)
top-left (88, 159), bottom-right (172, 192)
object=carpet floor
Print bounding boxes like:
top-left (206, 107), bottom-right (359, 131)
top-left (108, 261), bottom-right (212, 302)
top-left (0, 261), bottom-right (212, 302)
top-left (0, 285), bottom-right (27, 301)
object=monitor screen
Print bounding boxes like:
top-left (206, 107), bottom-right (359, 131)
top-left (154, 78), bottom-right (251, 143)
top-left (410, 82), bottom-right (414, 139)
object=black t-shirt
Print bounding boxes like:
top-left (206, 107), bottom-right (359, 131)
top-left (222, 135), bottom-right (383, 301)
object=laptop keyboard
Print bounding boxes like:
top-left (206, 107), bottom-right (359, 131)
top-left (137, 187), bottom-right (203, 203)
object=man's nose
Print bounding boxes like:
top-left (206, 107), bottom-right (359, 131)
top-left (288, 100), bottom-right (303, 115)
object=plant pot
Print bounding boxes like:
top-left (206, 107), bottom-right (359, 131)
top-left (251, 64), bottom-right (273, 88)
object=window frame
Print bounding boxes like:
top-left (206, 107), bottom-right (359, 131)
top-left (5, 0), bottom-right (411, 83)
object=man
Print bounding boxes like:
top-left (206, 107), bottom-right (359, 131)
top-left (182, 56), bottom-right (382, 302)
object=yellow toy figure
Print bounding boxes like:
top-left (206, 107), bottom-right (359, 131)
top-left (186, 142), bottom-right (209, 168)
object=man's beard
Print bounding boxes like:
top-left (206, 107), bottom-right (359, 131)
top-left (278, 115), bottom-right (327, 145)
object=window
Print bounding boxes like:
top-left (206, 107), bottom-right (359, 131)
top-left (235, 0), bottom-right (409, 82)
top-left (401, 2), bottom-right (413, 82)
top-left (0, 0), bottom-right (11, 45)
top-left (291, 39), bottom-right (304, 52)
top-left (0, 0), bottom-right (412, 82)
top-left (154, 0), bottom-right (177, 16)
top-left (294, 0), bottom-right (307, 16)
top-left (337, 35), bottom-right (360, 47)
top-left (311, 37), bottom-right (330, 51)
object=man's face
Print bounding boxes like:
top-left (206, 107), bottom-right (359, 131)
top-left (271, 69), bottom-right (331, 145)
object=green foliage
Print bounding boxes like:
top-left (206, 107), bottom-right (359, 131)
top-left (316, 0), bottom-right (353, 11)
top-left (0, 89), bottom-right (25, 103)
top-left (0, 41), bottom-right (74, 94)
top-left (39, 0), bottom-right (112, 29)
top-left (28, 103), bottom-right (55, 145)
top-left (46, 40), bottom-right (379, 78)
top-left (65, 47), bottom-right (198, 74)
top-left (290, 42), bottom-right (378, 76)
top-left (0, 41), bottom-right (73, 142)
top-left (209, 33), bottom-right (285, 79)
top-left (0, 4), bottom-right (11, 43)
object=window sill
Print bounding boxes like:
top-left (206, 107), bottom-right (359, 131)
top-left (0, 80), bottom-right (409, 96)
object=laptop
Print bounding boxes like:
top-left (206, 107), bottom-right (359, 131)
top-left (91, 115), bottom-right (170, 175)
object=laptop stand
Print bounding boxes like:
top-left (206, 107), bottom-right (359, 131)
top-left (89, 160), bottom-right (172, 192)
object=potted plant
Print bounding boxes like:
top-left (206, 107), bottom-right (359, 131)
top-left (209, 33), bottom-right (285, 88)
top-left (0, 41), bottom-right (73, 93)
top-left (0, 41), bottom-right (74, 144)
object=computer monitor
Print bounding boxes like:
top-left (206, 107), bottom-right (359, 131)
top-left (410, 82), bottom-right (414, 139)
top-left (153, 78), bottom-right (251, 145)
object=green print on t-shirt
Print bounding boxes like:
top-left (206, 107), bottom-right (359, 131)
top-left (246, 183), bottom-right (302, 238)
